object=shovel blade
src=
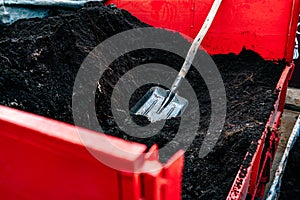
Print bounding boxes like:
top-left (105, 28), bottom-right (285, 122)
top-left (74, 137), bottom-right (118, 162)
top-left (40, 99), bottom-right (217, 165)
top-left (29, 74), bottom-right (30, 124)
top-left (130, 87), bottom-right (188, 123)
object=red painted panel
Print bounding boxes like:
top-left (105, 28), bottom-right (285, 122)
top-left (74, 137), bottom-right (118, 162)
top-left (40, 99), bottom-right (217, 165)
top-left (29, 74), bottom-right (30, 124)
top-left (0, 106), bottom-right (184, 200)
top-left (227, 63), bottom-right (295, 200)
top-left (106, 0), bottom-right (300, 61)
top-left (0, 123), bottom-right (120, 199)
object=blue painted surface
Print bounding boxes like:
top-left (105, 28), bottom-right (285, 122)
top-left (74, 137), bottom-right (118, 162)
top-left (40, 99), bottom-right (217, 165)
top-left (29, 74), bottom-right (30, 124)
top-left (0, 0), bottom-right (104, 24)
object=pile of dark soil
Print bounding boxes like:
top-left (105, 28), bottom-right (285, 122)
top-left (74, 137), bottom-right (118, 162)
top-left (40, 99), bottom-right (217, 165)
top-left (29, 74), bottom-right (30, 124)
top-left (0, 2), bottom-right (286, 199)
top-left (279, 136), bottom-right (300, 199)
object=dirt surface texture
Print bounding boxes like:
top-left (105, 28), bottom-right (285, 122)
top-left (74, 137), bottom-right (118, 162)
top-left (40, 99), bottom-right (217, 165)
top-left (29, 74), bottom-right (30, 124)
top-left (279, 135), bottom-right (300, 199)
top-left (0, 3), bottom-right (286, 199)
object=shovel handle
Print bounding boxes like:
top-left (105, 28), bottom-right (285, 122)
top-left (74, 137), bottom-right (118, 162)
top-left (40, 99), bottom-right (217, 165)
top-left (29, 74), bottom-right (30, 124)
top-left (170, 0), bottom-right (222, 94)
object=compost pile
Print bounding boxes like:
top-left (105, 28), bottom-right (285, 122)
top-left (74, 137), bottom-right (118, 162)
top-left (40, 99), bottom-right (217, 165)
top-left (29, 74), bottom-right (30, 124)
top-left (0, 2), bottom-right (286, 199)
top-left (279, 136), bottom-right (300, 199)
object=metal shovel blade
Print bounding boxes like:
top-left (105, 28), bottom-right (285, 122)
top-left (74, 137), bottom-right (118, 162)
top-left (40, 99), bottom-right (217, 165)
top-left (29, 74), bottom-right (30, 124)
top-left (130, 86), bottom-right (188, 123)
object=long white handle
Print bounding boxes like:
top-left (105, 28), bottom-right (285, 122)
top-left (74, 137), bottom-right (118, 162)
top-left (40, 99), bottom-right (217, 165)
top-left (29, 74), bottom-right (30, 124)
top-left (170, 0), bottom-right (223, 93)
top-left (158, 0), bottom-right (222, 113)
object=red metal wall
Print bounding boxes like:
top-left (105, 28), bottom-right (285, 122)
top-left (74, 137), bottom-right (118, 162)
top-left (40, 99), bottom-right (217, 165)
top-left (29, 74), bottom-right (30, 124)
top-left (107, 0), bottom-right (300, 61)
top-left (0, 106), bottom-right (183, 200)
top-left (227, 63), bottom-right (295, 200)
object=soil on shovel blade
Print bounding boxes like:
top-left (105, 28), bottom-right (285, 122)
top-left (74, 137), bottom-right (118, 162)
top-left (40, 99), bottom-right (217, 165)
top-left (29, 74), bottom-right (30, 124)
top-left (0, 3), bottom-right (286, 199)
top-left (279, 136), bottom-right (300, 199)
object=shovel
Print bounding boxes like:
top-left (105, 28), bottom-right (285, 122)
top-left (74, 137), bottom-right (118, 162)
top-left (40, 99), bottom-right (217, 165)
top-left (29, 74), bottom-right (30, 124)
top-left (130, 0), bottom-right (223, 123)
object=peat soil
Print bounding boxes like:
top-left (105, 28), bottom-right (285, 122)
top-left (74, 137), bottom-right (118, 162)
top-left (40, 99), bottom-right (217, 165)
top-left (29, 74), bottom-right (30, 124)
top-left (0, 3), bottom-right (286, 199)
top-left (279, 136), bottom-right (300, 199)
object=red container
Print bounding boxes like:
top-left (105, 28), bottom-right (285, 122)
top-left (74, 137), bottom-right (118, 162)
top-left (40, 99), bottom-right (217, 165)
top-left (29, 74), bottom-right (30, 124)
top-left (0, 1), bottom-right (299, 200)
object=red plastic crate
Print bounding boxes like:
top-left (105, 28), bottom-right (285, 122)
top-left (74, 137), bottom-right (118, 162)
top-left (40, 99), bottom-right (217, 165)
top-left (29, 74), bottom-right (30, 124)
top-left (0, 106), bottom-right (183, 200)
